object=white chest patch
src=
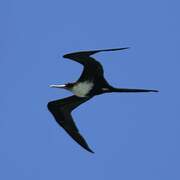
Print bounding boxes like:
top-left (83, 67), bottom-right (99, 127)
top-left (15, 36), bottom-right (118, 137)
top-left (71, 81), bottom-right (94, 97)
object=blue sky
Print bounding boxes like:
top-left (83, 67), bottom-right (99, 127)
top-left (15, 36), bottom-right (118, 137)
top-left (0, 0), bottom-right (179, 179)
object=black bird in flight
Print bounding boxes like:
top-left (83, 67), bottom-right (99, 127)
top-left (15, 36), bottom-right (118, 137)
top-left (47, 47), bottom-right (158, 153)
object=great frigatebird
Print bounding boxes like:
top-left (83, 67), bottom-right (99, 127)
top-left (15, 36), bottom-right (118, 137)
top-left (47, 47), bottom-right (158, 153)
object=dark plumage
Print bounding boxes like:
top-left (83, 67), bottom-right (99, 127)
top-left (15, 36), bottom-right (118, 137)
top-left (48, 48), bottom-right (158, 153)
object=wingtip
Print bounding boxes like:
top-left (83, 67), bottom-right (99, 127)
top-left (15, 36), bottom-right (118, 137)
top-left (120, 47), bottom-right (130, 50)
top-left (89, 147), bottom-right (95, 153)
top-left (82, 143), bottom-right (94, 153)
top-left (86, 148), bottom-right (95, 154)
top-left (98, 47), bottom-right (130, 52)
top-left (108, 47), bottom-right (130, 51)
top-left (81, 143), bottom-right (94, 153)
top-left (63, 47), bottom-right (130, 59)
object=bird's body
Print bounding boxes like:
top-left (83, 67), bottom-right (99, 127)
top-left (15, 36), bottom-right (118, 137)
top-left (48, 47), bottom-right (158, 153)
top-left (71, 81), bottom-right (94, 97)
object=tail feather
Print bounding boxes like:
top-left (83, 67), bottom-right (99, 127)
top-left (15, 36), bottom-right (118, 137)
top-left (111, 88), bottom-right (159, 93)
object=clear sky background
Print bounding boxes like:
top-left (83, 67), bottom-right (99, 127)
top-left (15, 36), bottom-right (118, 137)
top-left (0, 0), bottom-right (179, 179)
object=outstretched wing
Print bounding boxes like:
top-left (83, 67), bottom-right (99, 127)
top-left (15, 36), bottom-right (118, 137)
top-left (63, 47), bottom-right (129, 82)
top-left (47, 95), bottom-right (94, 153)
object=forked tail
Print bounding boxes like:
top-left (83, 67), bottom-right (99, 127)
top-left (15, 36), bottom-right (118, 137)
top-left (110, 87), bottom-right (158, 93)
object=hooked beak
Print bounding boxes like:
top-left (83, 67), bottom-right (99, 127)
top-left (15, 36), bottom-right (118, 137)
top-left (49, 84), bottom-right (66, 88)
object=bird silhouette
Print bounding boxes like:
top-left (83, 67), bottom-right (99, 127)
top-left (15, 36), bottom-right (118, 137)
top-left (48, 47), bottom-right (158, 153)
